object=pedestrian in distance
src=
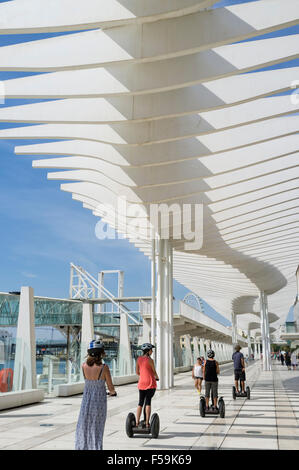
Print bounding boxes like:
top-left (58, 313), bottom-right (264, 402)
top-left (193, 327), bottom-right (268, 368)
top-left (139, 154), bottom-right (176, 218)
top-left (291, 350), bottom-right (298, 370)
top-left (280, 352), bottom-right (285, 366)
top-left (75, 340), bottom-right (116, 450)
top-left (203, 350), bottom-right (220, 411)
top-left (284, 351), bottom-right (291, 370)
top-left (192, 357), bottom-right (204, 394)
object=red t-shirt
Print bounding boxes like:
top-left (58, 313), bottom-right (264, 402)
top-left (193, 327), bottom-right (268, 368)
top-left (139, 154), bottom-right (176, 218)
top-left (137, 356), bottom-right (157, 390)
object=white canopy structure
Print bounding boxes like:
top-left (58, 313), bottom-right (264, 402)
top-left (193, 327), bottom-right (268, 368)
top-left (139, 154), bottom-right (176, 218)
top-left (0, 0), bottom-right (298, 387)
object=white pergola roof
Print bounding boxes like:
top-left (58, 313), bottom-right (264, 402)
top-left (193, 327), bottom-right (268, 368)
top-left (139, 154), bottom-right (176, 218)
top-left (0, 0), bottom-right (298, 331)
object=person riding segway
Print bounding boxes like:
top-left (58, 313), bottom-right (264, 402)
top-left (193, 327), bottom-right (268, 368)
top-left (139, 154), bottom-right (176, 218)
top-left (126, 343), bottom-right (160, 438)
top-left (199, 349), bottom-right (225, 418)
top-left (232, 345), bottom-right (250, 399)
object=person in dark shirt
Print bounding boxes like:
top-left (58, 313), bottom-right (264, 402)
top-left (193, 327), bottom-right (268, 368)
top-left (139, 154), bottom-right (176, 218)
top-left (284, 351), bottom-right (291, 370)
top-left (203, 349), bottom-right (220, 410)
top-left (232, 345), bottom-right (246, 393)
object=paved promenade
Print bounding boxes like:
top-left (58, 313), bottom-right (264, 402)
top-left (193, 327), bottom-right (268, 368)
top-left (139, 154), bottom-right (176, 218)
top-left (0, 361), bottom-right (299, 450)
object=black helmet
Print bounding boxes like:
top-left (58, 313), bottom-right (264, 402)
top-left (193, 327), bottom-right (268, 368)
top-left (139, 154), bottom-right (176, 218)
top-left (141, 343), bottom-right (155, 352)
top-left (87, 339), bottom-right (104, 356)
top-left (207, 349), bottom-right (215, 358)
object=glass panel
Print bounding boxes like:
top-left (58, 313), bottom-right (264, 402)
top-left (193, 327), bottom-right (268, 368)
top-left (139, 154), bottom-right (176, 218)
top-left (0, 329), bottom-right (14, 393)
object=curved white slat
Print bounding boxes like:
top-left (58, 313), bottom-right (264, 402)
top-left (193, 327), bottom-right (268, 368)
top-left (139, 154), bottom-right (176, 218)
top-left (0, 0), bottom-right (217, 32)
top-left (0, 95), bottom-right (296, 135)
top-left (2, 35), bottom-right (298, 95)
top-left (3, 68), bottom-right (296, 120)
top-left (0, 1), bottom-right (297, 70)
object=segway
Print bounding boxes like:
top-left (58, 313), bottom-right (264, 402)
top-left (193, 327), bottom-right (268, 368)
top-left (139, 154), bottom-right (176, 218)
top-left (199, 395), bottom-right (225, 418)
top-left (126, 405), bottom-right (160, 438)
top-left (232, 379), bottom-right (250, 400)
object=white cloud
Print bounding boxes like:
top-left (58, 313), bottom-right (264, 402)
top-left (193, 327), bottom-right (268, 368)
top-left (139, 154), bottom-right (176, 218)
top-left (21, 271), bottom-right (37, 278)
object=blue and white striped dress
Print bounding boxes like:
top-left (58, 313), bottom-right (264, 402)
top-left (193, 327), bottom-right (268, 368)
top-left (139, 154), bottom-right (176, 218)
top-left (75, 364), bottom-right (107, 450)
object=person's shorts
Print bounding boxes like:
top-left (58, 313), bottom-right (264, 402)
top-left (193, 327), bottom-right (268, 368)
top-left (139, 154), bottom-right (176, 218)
top-left (138, 388), bottom-right (156, 407)
top-left (205, 381), bottom-right (218, 399)
top-left (194, 376), bottom-right (203, 380)
top-left (234, 369), bottom-right (246, 381)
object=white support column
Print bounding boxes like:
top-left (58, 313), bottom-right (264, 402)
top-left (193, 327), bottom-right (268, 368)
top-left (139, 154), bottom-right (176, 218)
top-left (184, 334), bottom-right (193, 367)
top-left (156, 237), bottom-right (164, 388)
top-left (260, 291), bottom-right (266, 369)
top-left (264, 294), bottom-right (272, 370)
top-left (247, 328), bottom-right (252, 359)
top-left (199, 338), bottom-right (206, 357)
top-left (192, 337), bottom-right (200, 362)
top-left (254, 338), bottom-right (258, 359)
top-left (156, 238), bottom-right (172, 389)
top-left (118, 271), bottom-right (124, 299)
top-left (174, 335), bottom-right (183, 368)
top-left (118, 311), bottom-right (133, 376)
top-left (260, 291), bottom-right (271, 371)
top-left (214, 342), bottom-right (220, 361)
top-left (226, 343), bottom-right (232, 361)
top-left (224, 343), bottom-right (228, 361)
top-left (168, 242), bottom-right (174, 388)
top-left (205, 339), bottom-right (211, 354)
top-left (113, 269), bottom-right (133, 376)
top-left (231, 312), bottom-right (237, 347)
top-left (211, 341), bottom-right (219, 361)
top-left (80, 302), bottom-right (94, 378)
top-left (296, 266), bottom-right (299, 302)
top-left (218, 343), bottom-right (225, 361)
top-left (151, 238), bottom-right (156, 348)
top-left (221, 343), bottom-right (226, 362)
top-left (142, 317), bottom-right (151, 344)
top-left (258, 341), bottom-right (262, 359)
top-left (13, 286), bottom-right (36, 391)
top-left (163, 239), bottom-right (170, 389)
top-left (98, 271), bottom-right (104, 313)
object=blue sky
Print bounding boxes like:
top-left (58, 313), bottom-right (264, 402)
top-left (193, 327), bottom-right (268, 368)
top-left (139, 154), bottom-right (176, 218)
top-left (0, 0), bottom-right (297, 326)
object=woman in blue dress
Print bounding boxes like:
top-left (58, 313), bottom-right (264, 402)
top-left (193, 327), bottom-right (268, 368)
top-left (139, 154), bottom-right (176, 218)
top-left (75, 340), bottom-right (117, 450)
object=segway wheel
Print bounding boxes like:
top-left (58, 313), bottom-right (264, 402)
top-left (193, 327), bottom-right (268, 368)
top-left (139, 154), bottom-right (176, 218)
top-left (246, 386), bottom-right (250, 400)
top-left (150, 413), bottom-right (160, 438)
top-left (125, 412), bottom-right (136, 438)
top-left (232, 386), bottom-right (236, 400)
top-left (218, 398), bottom-right (225, 418)
top-left (199, 397), bottom-right (206, 417)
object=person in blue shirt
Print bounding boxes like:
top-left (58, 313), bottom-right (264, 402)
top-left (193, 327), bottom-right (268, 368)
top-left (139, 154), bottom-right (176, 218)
top-left (232, 345), bottom-right (246, 393)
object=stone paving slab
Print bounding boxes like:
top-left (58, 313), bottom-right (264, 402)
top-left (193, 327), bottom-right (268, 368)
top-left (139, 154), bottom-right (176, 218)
top-left (0, 361), bottom-right (299, 450)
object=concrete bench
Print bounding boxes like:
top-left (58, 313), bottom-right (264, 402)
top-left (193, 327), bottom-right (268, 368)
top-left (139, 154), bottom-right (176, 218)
top-left (0, 389), bottom-right (44, 411)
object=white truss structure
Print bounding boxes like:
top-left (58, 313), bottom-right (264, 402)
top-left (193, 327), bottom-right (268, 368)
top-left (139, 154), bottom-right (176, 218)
top-left (69, 263), bottom-right (140, 325)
